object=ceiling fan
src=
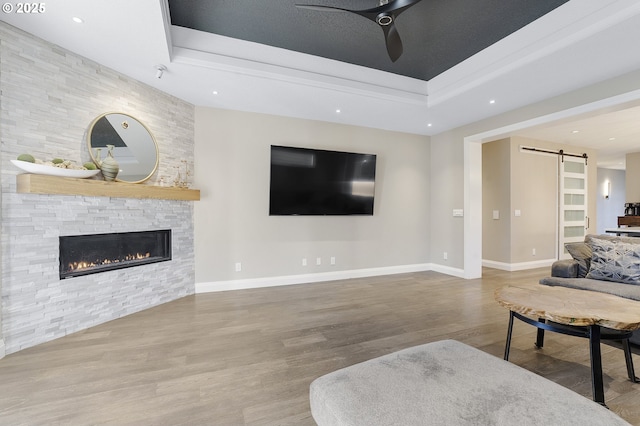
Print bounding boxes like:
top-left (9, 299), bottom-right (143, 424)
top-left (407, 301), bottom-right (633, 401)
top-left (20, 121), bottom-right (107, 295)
top-left (295, 0), bottom-right (424, 62)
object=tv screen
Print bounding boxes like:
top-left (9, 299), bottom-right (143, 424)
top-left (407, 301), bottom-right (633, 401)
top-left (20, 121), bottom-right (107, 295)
top-left (269, 145), bottom-right (377, 215)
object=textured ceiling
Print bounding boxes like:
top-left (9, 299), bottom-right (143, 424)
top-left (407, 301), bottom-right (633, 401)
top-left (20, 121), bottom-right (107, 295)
top-left (168, 0), bottom-right (569, 81)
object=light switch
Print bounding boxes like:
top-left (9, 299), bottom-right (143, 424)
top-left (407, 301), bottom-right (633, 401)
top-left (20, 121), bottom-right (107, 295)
top-left (453, 209), bottom-right (464, 217)
top-left (514, 209), bottom-right (521, 217)
top-left (493, 210), bottom-right (500, 220)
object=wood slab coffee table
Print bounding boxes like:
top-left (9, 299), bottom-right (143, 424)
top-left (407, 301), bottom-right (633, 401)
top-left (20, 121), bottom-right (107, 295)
top-left (495, 283), bottom-right (640, 405)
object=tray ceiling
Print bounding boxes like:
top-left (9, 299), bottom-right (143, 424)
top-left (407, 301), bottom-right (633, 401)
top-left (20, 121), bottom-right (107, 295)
top-left (168, 0), bottom-right (569, 81)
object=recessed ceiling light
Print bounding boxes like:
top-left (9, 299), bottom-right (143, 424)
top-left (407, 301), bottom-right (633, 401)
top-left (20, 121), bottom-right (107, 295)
top-left (72, 17), bottom-right (84, 24)
top-left (571, 130), bottom-right (580, 134)
top-left (335, 109), bottom-right (341, 114)
top-left (212, 90), bottom-right (218, 95)
top-left (609, 137), bottom-right (616, 141)
top-left (427, 123), bottom-right (432, 127)
top-left (489, 99), bottom-right (496, 104)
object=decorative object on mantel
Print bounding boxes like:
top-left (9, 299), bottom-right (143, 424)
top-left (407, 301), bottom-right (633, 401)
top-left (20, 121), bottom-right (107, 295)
top-left (173, 160), bottom-right (192, 188)
top-left (99, 145), bottom-right (119, 182)
top-left (87, 112), bottom-right (159, 184)
top-left (94, 147), bottom-right (102, 167)
top-left (11, 159), bottom-right (100, 179)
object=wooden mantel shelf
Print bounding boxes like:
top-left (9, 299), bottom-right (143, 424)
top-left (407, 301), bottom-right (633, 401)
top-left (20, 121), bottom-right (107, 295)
top-left (16, 174), bottom-right (200, 201)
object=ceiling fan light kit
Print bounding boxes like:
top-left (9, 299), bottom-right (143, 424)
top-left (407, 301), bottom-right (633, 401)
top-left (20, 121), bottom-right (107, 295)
top-left (376, 14), bottom-right (393, 26)
top-left (296, 0), bottom-right (424, 62)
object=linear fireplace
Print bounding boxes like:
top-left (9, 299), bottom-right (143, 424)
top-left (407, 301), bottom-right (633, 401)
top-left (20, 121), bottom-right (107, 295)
top-left (59, 230), bottom-right (171, 279)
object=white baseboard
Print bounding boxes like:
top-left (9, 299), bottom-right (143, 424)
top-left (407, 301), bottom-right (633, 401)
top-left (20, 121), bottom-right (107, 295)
top-left (482, 258), bottom-right (556, 272)
top-left (428, 263), bottom-right (466, 278)
top-left (196, 263), bottom-right (434, 293)
top-left (0, 339), bottom-right (5, 360)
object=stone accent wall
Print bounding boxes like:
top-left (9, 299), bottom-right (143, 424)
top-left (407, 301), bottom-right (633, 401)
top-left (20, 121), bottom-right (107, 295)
top-left (0, 23), bottom-right (196, 354)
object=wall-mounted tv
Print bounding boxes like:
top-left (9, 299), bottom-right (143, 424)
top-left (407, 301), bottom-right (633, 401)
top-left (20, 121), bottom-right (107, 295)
top-left (269, 145), bottom-right (377, 216)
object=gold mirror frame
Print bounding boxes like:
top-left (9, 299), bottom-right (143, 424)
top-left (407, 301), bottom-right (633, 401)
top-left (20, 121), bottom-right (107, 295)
top-left (87, 112), bottom-right (159, 184)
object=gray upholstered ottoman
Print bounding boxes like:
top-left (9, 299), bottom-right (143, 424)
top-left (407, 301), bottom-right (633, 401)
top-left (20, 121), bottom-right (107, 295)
top-left (309, 340), bottom-right (631, 425)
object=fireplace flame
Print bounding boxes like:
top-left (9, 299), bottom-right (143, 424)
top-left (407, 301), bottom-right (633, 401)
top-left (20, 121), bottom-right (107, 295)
top-left (68, 252), bottom-right (151, 271)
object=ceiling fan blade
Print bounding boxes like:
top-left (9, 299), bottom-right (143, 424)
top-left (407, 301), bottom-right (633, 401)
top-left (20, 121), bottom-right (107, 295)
top-left (382, 23), bottom-right (403, 62)
top-left (295, 4), bottom-right (355, 13)
top-left (298, 0), bottom-right (424, 25)
top-left (297, 0), bottom-right (421, 61)
top-left (374, 0), bottom-right (424, 17)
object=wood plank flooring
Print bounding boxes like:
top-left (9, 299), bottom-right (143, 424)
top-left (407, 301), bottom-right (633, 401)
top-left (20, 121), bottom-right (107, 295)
top-left (1, 267), bottom-right (640, 425)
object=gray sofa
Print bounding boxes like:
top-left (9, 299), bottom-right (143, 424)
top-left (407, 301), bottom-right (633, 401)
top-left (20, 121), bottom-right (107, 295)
top-left (540, 233), bottom-right (640, 345)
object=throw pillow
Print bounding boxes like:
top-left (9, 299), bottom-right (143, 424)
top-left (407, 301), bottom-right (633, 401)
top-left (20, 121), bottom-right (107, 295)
top-left (586, 233), bottom-right (640, 245)
top-left (565, 242), bottom-right (591, 278)
top-left (586, 237), bottom-right (640, 284)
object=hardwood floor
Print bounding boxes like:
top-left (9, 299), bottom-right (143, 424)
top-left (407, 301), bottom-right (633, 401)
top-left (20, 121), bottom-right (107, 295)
top-left (1, 267), bottom-right (640, 425)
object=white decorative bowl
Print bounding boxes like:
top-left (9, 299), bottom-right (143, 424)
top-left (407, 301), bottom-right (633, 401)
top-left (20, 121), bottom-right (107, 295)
top-left (11, 160), bottom-right (100, 178)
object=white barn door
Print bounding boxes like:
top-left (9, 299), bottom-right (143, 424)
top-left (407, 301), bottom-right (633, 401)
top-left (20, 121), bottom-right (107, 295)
top-left (559, 156), bottom-right (588, 259)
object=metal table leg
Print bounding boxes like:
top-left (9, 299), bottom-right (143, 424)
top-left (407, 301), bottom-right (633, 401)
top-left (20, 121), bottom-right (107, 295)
top-left (504, 311), bottom-right (514, 361)
top-left (535, 317), bottom-right (546, 349)
top-left (622, 338), bottom-right (639, 383)
top-left (589, 325), bottom-right (605, 405)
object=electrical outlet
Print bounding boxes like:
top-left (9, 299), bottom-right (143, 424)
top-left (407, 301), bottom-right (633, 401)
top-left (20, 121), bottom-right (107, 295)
top-left (330, 256), bottom-right (336, 265)
top-left (532, 248), bottom-right (536, 256)
top-left (302, 258), bottom-right (307, 266)
top-left (316, 257), bottom-right (322, 265)
top-left (443, 252), bottom-right (448, 260)
top-left (235, 262), bottom-right (242, 272)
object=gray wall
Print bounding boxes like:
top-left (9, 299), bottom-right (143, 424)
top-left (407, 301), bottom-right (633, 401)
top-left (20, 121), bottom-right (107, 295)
top-left (597, 167), bottom-right (625, 233)
top-left (509, 137), bottom-right (584, 263)
top-left (0, 23), bottom-right (196, 354)
top-left (626, 152), bottom-right (640, 203)
top-left (194, 107), bottom-right (431, 287)
top-left (482, 139), bottom-right (511, 263)
top-left (429, 129), bottom-right (465, 273)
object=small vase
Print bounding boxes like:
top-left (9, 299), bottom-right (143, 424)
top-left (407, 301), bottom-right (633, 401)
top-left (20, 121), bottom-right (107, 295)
top-left (100, 144), bottom-right (119, 181)
top-left (94, 148), bottom-right (103, 167)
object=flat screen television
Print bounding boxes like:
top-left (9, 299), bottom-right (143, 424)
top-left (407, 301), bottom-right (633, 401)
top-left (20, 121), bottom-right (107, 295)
top-left (269, 145), bottom-right (377, 215)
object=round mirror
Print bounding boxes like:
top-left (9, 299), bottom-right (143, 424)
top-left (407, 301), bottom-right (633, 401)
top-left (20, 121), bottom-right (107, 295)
top-left (87, 112), bottom-right (159, 183)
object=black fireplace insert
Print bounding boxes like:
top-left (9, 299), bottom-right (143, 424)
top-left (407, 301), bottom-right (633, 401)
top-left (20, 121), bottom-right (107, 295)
top-left (59, 230), bottom-right (171, 279)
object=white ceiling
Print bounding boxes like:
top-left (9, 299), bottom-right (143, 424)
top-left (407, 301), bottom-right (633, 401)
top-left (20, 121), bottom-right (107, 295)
top-left (515, 103), bottom-right (640, 169)
top-left (2, 0), bottom-right (640, 168)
